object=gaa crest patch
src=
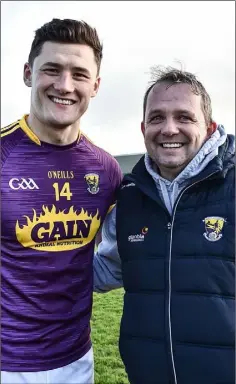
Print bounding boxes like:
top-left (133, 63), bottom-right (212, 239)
top-left (84, 173), bottom-right (100, 194)
top-left (203, 216), bottom-right (226, 242)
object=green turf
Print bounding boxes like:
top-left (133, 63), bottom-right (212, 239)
top-left (91, 289), bottom-right (129, 384)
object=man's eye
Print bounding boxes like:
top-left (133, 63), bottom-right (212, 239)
top-left (179, 115), bottom-right (191, 121)
top-left (150, 115), bottom-right (164, 123)
top-left (43, 68), bottom-right (59, 75)
top-left (73, 73), bottom-right (88, 79)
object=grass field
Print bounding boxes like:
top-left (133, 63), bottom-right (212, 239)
top-left (91, 289), bottom-right (129, 384)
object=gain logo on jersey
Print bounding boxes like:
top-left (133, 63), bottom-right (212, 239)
top-left (16, 205), bottom-right (100, 251)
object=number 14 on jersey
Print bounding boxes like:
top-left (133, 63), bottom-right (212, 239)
top-left (53, 182), bottom-right (73, 201)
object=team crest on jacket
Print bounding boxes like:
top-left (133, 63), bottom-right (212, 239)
top-left (203, 216), bottom-right (226, 242)
top-left (84, 173), bottom-right (99, 194)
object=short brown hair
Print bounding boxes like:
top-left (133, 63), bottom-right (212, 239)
top-left (143, 66), bottom-right (213, 125)
top-left (28, 18), bottom-right (103, 74)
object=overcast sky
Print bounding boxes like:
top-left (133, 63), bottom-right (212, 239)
top-left (1, 1), bottom-right (235, 155)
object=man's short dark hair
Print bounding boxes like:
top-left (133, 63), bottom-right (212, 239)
top-left (28, 18), bottom-right (103, 74)
top-left (143, 66), bottom-right (213, 125)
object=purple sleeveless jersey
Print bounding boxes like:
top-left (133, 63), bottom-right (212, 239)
top-left (1, 116), bottom-right (122, 372)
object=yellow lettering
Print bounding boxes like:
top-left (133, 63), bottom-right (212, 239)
top-left (48, 171), bottom-right (74, 179)
top-left (53, 182), bottom-right (73, 201)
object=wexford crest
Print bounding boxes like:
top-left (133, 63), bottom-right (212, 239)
top-left (203, 216), bottom-right (226, 242)
top-left (84, 173), bottom-right (100, 194)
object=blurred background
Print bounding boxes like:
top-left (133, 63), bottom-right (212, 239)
top-left (1, 1), bottom-right (235, 166)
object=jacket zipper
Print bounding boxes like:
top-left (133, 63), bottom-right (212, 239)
top-left (167, 171), bottom-right (218, 384)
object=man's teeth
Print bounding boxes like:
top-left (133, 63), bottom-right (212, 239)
top-left (51, 97), bottom-right (74, 105)
top-left (162, 143), bottom-right (183, 148)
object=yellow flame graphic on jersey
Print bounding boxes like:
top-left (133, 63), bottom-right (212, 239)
top-left (16, 205), bottom-right (100, 252)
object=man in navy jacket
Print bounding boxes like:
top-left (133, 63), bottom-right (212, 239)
top-left (94, 67), bottom-right (235, 384)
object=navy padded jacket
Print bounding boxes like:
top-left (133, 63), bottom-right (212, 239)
top-left (116, 136), bottom-right (235, 384)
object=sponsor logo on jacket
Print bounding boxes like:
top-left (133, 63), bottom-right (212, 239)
top-left (128, 227), bottom-right (148, 242)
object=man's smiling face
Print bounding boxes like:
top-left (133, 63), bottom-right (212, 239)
top-left (141, 82), bottom-right (215, 180)
top-left (24, 41), bottom-right (100, 129)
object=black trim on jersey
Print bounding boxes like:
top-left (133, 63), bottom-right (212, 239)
top-left (1, 122), bottom-right (20, 134)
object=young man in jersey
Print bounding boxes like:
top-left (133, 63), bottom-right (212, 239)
top-left (94, 67), bottom-right (235, 384)
top-left (1, 18), bottom-right (122, 384)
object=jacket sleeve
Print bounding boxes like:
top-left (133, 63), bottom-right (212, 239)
top-left (93, 205), bottom-right (123, 292)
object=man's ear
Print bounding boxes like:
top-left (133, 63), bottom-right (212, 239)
top-left (23, 63), bottom-right (32, 87)
top-left (141, 121), bottom-right (145, 137)
top-left (91, 77), bottom-right (101, 98)
top-left (207, 120), bottom-right (217, 137)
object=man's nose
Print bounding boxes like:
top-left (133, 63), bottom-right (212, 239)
top-left (53, 72), bottom-right (74, 94)
top-left (161, 119), bottom-right (179, 136)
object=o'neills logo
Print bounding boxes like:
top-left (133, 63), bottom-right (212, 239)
top-left (16, 205), bottom-right (100, 252)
